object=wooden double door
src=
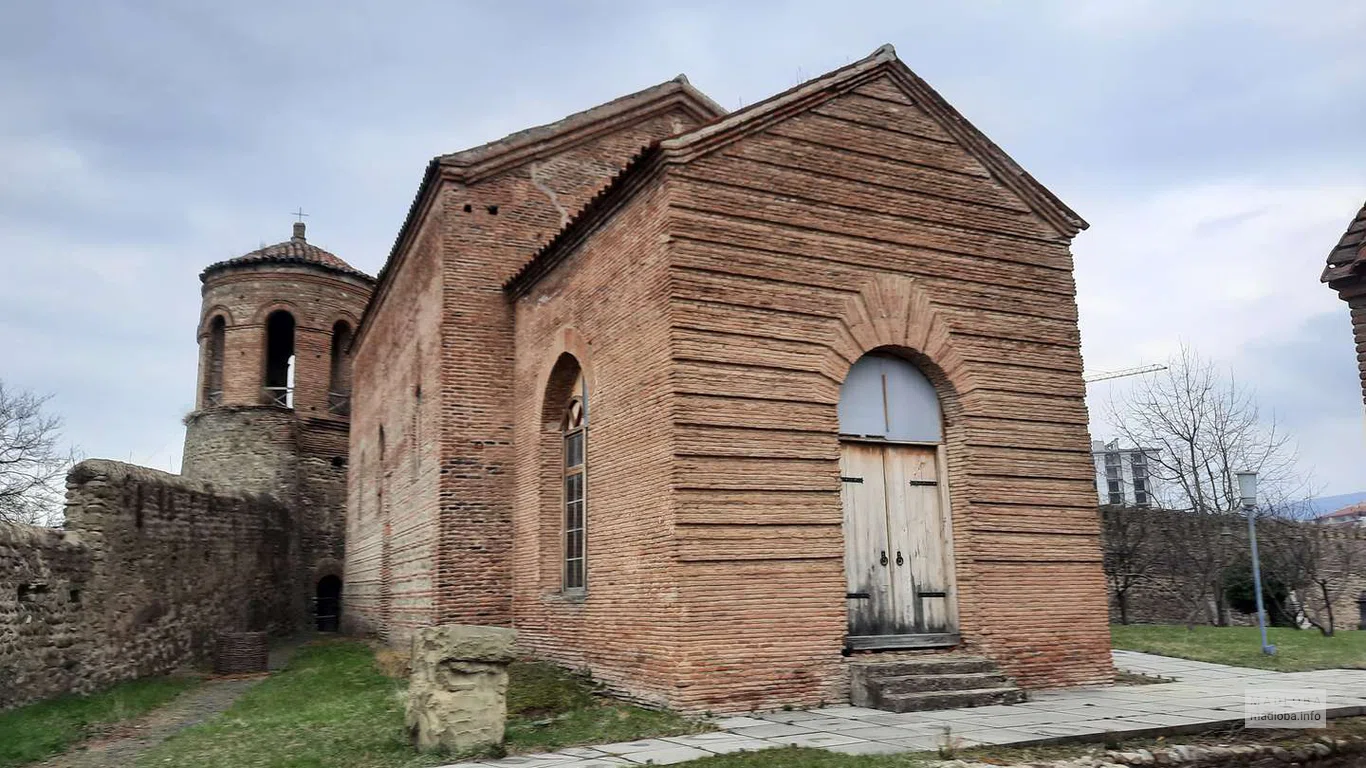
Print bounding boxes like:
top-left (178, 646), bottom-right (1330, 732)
top-left (840, 441), bottom-right (957, 647)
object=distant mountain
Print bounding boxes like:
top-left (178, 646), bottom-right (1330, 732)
top-left (1306, 491), bottom-right (1366, 518)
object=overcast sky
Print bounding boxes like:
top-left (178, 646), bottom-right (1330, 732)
top-left (2, 1), bottom-right (1364, 495)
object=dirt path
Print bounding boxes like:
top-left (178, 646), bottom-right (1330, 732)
top-left (37, 677), bottom-right (263, 768)
top-left (39, 640), bottom-right (302, 768)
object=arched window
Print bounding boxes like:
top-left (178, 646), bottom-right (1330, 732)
top-left (263, 310), bottom-right (296, 408)
top-left (838, 351), bottom-right (942, 442)
top-left (329, 320), bottom-right (353, 416)
top-left (204, 315), bottom-right (226, 407)
top-left (562, 372), bottom-right (587, 591)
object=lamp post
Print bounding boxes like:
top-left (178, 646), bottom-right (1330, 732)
top-left (1237, 470), bottom-right (1276, 656)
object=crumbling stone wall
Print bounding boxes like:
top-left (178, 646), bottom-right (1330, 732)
top-left (183, 406), bottom-right (350, 625)
top-left (1103, 506), bottom-right (1366, 632)
top-left (0, 459), bottom-right (294, 710)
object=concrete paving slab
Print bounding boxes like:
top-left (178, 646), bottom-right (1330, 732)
top-left (754, 710), bottom-right (830, 723)
top-left (727, 723), bottom-right (817, 739)
top-left (554, 748), bottom-right (609, 759)
top-left (594, 739), bottom-right (682, 755)
top-left (768, 732), bottom-right (866, 748)
top-left (812, 705), bottom-right (890, 719)
top-left (710, 716), bottom-right (768, 729)
top-left (956, 728), bottom-right (1059, 746)
top-left (826, 740), bottom-right (911, 755)
top-left (828, 725), bottom-right (942, 741)
top-left (618, 746), bottom-right (713, 765)
top-left (661, 734), bottom-right (776, 754)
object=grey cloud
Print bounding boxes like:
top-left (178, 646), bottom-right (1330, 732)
top-left (1, 0), bottom-right (1363, 489)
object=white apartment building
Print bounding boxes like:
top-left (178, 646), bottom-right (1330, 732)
top-left (1091, 439), bottom-right (1157, 507)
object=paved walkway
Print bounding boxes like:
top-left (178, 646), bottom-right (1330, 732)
top-left (441, 651), bottom-right (1366, 767)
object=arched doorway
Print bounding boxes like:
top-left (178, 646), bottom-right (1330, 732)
top-left (315, 575), bottom-right (342, 632)
top-left (838, 351), bottom-right (957, 649)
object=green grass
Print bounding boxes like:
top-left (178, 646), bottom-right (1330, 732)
top-left (138, 640), bottom-right (705, 768)
top-left (1112, 625), bottom-right (1366, 672)
top-left (0, 676), bottom-right (198, 767)
top-left (504, 660), bottom-right (708, 752)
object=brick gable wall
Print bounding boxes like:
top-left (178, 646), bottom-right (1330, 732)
top-left (434, 110), bottom-right (708, 634)
top-left (659, 76), bottom-right (1111, 710)
top-left (349, 106), bottom-right (713, 646)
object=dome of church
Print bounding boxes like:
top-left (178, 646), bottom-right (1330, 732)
top-left (201, 222), bottom-right (373, 283)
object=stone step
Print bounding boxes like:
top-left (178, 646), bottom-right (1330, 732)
top-left (851, 654), bottom-right (997, 678)
top-left (876, 671), bottom-right (1012, 694)
top-left (876, 686), bottom-right (1026, 713)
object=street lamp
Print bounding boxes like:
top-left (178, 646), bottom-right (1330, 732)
top-left (1237, 470), bottom-right (1276, 656)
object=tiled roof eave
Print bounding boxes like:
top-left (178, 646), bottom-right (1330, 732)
top-left (200, 254), bottom-right (375, 284)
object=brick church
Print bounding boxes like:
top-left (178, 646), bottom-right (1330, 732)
top-left (340, 45), bottom-right (1114, 712)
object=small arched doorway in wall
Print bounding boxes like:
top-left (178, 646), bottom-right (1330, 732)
top-left (315, 575), bottom-right (342, 632)
top-left (838, 350), bottom-right (958, 650)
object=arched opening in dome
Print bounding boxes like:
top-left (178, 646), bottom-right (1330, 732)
top-left (203, 315), bottom-right (226, 407)
top-left (263, 310), bottom-right (296, 408)
top-left (328, 320), bottom-right (353, 416)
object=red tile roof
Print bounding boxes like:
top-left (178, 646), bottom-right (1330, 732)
top-left (1319, 502), bottom-right (1366, 520)
top-left (202, 223), bottom-right (373, 283)
top-left (1321, 201), bottom-right (1366, 285)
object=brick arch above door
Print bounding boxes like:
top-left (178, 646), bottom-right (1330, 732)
top-left (818, 274), bottom-right (968, 417)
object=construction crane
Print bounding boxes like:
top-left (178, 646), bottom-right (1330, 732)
top-left (1083, 363), bottom-right (1167, 383)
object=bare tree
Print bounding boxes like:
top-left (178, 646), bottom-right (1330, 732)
top-left (1260, 517), bottom-right (1359, 636)
top-left (0, 380), bottom-right (76, 526)
top-left (1105, 345), bottom-right (1304, 625)
top-left (1100, 504), bottom-right (1159, 625)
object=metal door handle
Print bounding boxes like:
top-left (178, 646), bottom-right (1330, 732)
top-left (896, 551), bottom-right (904, 566)
top-left (879, 550), bottom-right (888, 567)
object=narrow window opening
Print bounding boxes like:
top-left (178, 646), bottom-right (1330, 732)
top-left (412, 385), bottom-right (421, 480)
top-left (264, 310), bottom-right (296, 408)
top-left (204, 315), bottom-right (226, 407)
top-left (328, 320), bottom-right (353, 416)
top-left (463, 203), bottom-right (472, 213)
top-left (487, 204), bottom-right (499, 215)
top-left (562, 375), bottom-right (586, 592)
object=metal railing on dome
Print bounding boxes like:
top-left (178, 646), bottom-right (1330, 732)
top-left (263, 386), bottom-right (293, 408)
top-left (328, 391), bottom-right (351, 417)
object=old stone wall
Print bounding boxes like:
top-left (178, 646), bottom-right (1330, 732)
top-left (1103, 506), bottom-right (1366, 632)
top-left (0, 459), bottom-right (293, 710)
top-left (183, 406), bottom-right (299, 496)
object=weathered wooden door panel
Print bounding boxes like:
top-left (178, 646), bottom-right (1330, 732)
top-left (840, 443), bottom-right (895, 636)
top-left (884, 444), bottom-right (952, 633)
top-left (841, 441), bottom-right (956, 639)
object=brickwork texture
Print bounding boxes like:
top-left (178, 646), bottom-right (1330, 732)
top-left (349, 47), bottom-right (1114, 714)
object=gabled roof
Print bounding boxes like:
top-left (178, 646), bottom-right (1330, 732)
top-left (1319, 502), bottom-right (1366, 520)
top-left (202, 222), bottom-right (373, 283)
top-left (506, 44), bottom-right (1088, 296)
top-left (356, 76), bottom-right (727, 344)
top-left (1321, 201), bottom-right (1366, 285)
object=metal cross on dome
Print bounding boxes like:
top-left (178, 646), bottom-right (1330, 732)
top-left (292, 207), bottom-right (309, 222)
